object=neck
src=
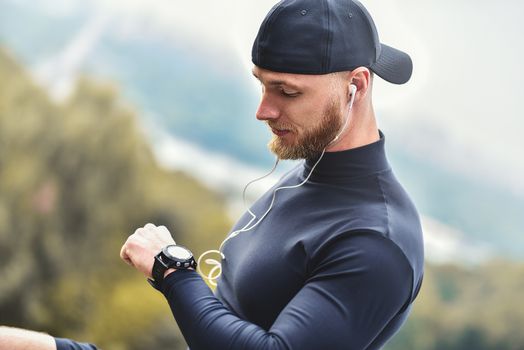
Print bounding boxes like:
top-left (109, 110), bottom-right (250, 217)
top-left (326, 101), bottom-right (379, 152)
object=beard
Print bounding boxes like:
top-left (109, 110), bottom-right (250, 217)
top-left (267, 98), bottom-right (343, 160)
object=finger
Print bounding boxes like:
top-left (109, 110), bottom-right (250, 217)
top-left (157, 225), bottom-right (175, 242)
top-left (120, 245), bottom-right (134, 267)
top-left (120, 235), bottom-right (133, 260)
top-left (144, 223), bottom-right (156, 231)
top-left (123, 254), bottom-right (135, 267)
top-left (120, 234), bottom-right (142, 262)
top-left (119, 243), bottom-right (127, 261)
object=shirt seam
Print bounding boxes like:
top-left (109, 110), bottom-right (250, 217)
top-left (375, 173), bottom-right (391, 239)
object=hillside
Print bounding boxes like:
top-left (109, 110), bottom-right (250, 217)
top-left (1, 0), bottom-right (522, 259)
top-left (1, 46), bottom-right (524, 350)
top-left (0, 47), bottom-right (231, 348)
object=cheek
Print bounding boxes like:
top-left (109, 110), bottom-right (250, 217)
top-left (284, 101), bottom-right (323, 129)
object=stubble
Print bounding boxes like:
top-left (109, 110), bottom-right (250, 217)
top-left (268, 98), bottom-right (343, 160)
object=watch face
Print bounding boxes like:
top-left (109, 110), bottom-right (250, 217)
top-left (166, 245), bottom-right (192, 260)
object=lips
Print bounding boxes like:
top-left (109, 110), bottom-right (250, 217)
top-left (271, 128), bottom-right (291, 137)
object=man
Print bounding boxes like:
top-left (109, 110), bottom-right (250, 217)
top-left (1, 0), bottom-right (423, 349)
top-left (120, 1), bottom-right (424, 349)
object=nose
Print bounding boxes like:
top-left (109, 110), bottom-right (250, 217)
top-left (255, 93), bottom-right (280, 121)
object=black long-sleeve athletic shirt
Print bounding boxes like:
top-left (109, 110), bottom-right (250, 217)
top-left (56, 131), bottom-right (424, 350)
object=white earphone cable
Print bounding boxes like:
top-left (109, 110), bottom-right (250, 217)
top-left (197, 84), bottom-right (357, 286)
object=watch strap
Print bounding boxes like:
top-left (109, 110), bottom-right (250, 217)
top-left (148, 253), bottom-right (169, 291)
top-left (147, 245), bottom-right (197, 291)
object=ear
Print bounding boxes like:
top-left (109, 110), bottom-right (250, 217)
top-left (349, 67), bottom-right (372, 98)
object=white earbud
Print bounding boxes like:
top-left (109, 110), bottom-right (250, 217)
top-left (350, 83), bottom-right (357, 96)
top-left (326, 83), bottom-right (358, 148)
top-left (349, 84), bottom-right (357, 109)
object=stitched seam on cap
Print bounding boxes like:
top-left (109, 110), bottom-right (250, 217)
top-left (353, 1), bottom-right (379, 63)
top-left (258, 1), bottom-right (287, 63)
top-left (323, 0), bottom-right (331, 73)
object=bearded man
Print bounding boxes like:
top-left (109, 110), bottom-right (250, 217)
top-left (1, 0), bottom-right (423, 349)
top-left (119, 1), bottom-right (424, 349)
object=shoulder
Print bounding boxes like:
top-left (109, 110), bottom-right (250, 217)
top-left (307, 230), bottom-right (414, 295)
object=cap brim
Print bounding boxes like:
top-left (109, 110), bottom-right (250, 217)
top-left (370, 44), bottom-right (413, 85)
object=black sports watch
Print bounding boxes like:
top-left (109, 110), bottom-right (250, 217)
top-left (147, 244), bottom-right (197, 291)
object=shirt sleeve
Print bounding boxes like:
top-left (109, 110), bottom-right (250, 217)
top-left (161, 231), bottom-right (414, 350)
top-left (55, 337), bottom-right (98, 350)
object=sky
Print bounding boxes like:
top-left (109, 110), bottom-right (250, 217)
top-left (2, 0), bottom-right (523, 262)
top-left (17, 0), bottom-right (523, 195)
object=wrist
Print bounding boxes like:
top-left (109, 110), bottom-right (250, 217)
top-left (164, 266), bottom-right (195, 279)
top-left (164, 268), bottom-right (177, 278)
top-left (148, 245), bottom-right (196, 291)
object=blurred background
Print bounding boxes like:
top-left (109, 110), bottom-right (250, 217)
top-left (0, 0), bottom-right (523, 349)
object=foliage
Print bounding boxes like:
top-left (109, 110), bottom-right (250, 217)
top-left (1, 47), bottom-right (524, 350)
top-left (0, 47), bottom-right (230, 348)
top-left (386, 260), bottom-right (524, 350)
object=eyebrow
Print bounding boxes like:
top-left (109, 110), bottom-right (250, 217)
top-left (252, 71), bottom-right (301, 89)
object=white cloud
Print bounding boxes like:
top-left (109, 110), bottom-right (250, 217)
top-left (142, 114), bottom-right (297, 221)
top-left (33, 12), bottom-right (110, 100)
top-left (12, 0), bottom-right (524, 193)
top-left (421, 215), bottom-right (494, 265)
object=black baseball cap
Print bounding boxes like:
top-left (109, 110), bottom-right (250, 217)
top-left (252, 0), bottom-right (412, 84)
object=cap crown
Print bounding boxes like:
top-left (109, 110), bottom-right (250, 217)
top-left (252, 0), bottom-right (380, 74)
top-left (252, 0), bottom-right (413, 84)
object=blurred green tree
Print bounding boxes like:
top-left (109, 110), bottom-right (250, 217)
top-left (2, 46), bottom-right (524, 350)
top-left (0, 47), bottom-right (230, 349)
top-left (385, 261), bottom-right (524, 350)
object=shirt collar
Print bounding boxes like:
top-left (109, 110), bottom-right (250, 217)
top-left (303, 130), bottom-right (390, 181)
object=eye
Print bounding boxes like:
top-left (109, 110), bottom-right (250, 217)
top-left (280, 89), bottom-right (300, 98)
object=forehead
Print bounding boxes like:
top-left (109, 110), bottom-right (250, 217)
top-left (252, 65), bottom-right (335, 88)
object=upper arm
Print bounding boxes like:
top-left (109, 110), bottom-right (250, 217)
top-left (162, 232), bottom-right (413, 350)
top-left (269, 232), bottom-right (413, 350)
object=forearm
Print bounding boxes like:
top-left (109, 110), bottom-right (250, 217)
top-left (161, 270), bottom-right (287, 350)
top-left (0, 326), bottom-right (56, 350)
top-left (160, 234), bottom-right (413, 350)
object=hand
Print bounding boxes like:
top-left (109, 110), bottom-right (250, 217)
top-left (0, 327), bottom-right (56, 350)
top-left (120, 223), bottom-right (176, 278)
